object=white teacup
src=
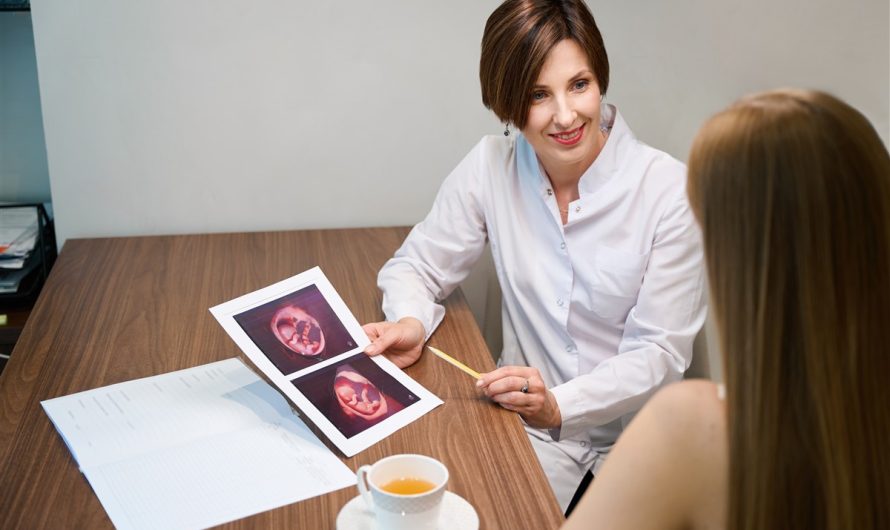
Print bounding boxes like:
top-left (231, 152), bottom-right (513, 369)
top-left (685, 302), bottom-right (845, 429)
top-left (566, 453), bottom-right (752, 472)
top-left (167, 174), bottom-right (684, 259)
top-left (356, 454), bottom-right (449, 530)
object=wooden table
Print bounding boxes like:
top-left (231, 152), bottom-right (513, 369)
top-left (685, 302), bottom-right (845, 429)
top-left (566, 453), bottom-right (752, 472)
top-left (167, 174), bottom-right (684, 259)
top-left (0, 228), bottom-right (563, 529)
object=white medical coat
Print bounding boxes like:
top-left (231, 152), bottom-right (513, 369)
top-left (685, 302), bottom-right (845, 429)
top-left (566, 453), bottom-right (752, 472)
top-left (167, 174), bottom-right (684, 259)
top-left (378, 105), bottom-right (707, 510)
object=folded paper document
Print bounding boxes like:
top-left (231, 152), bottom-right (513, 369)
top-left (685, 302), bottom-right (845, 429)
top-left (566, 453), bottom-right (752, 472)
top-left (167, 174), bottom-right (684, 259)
top-left (42, 358), bottom-right (355, 530)
top-left (210, 266), bottom-right (443, 457)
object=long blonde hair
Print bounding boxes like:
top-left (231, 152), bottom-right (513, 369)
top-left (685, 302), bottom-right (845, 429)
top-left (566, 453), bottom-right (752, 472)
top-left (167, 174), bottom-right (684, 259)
top-left (687, 90), bottom-right (890, 530)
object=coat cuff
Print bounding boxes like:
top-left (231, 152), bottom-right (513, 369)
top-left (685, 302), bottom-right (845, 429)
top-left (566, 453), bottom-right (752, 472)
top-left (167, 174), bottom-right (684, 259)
top-left (383, 300), bottom-right (444, 342)
top-left (549, 382), bottom-right (586, 441)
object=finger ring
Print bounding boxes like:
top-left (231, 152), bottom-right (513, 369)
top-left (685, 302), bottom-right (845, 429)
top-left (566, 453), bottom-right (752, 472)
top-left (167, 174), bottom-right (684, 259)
top-left (520, 379), bottom-right (529, 393)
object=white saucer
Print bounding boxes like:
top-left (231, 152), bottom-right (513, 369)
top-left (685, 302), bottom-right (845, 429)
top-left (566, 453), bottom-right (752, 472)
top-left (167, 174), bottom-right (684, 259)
top-left (336, 490), bottom-right (479, 530)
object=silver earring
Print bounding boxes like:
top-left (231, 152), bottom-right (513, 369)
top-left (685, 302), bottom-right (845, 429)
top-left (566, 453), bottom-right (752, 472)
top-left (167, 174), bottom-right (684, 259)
top-left (504, 123), bottom-right (510, 136)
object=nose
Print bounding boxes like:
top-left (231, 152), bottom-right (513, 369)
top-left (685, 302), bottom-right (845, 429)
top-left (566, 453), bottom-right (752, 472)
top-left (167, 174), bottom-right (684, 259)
top-left (552, 96), bottom-right (576, 130)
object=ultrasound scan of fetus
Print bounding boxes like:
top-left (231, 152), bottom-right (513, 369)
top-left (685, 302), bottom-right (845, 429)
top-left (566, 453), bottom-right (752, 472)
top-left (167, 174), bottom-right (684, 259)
top-left (271, 305), bottom-right (326, 357)
top-left (293, 354), bottom-right (414, 437)
top-left (333, 364), bottom-right (389, 421)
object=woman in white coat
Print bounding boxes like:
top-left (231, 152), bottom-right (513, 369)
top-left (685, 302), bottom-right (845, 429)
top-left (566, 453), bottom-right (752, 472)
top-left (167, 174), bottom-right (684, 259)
top-left (362, 0), bottom-right (706, 512)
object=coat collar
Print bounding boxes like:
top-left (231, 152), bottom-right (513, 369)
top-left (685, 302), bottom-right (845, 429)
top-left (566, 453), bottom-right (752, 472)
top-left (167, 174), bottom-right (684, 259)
top-left (517, 104), bottom-right (637, 197)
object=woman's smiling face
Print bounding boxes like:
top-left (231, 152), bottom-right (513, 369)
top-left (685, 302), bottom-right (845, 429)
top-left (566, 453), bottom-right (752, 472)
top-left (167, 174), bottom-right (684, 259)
top-left (521, 39), bottom-right (604, 178)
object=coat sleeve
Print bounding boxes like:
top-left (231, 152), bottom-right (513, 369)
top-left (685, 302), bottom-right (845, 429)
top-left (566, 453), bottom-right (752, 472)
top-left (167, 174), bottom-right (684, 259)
top-left (377, 139), bottom-right (491, 339)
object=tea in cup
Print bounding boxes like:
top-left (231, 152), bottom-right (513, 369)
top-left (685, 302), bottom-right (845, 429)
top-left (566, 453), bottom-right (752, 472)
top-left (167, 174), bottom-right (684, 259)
top-left (356, 454), bottom-right (449, 530)
top-left (379, 476), bottom-right (437, 495)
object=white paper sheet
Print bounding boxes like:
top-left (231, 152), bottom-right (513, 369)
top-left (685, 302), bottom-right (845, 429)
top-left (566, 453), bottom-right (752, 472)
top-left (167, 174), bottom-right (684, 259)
top-left (42, 358), bottom-right (355, 530)
top-left (210, 266), bottom-right (443, 457)
top-left (0, 206), bottom-right (39, 268)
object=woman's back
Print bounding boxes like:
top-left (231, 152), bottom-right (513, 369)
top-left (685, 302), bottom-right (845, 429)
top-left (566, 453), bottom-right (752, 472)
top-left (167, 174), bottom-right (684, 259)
top-left (563, 379), bottom-right (728, 529)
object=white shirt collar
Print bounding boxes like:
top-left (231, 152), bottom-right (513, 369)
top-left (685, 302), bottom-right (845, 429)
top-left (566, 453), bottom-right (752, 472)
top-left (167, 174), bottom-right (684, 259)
top-left (516, 104), bottom-right (637, 198)
top-left (578, 104), bottom-right (635, 196)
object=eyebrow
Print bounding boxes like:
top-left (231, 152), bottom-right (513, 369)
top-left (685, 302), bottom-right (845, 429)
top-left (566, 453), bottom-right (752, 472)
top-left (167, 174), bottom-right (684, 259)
top-left (532, 69), bottom-right (594, 90)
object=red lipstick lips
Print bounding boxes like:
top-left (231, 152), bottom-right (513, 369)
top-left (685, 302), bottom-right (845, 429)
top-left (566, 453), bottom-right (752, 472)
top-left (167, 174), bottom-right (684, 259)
top-left (550, 123), bottom-right (585, 146)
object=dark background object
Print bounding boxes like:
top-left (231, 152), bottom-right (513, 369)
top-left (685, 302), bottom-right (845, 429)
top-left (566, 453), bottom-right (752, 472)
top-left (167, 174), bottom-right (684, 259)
top-left (0, 203), bottom-right (56, 372)
top-left (0, 0), bottom-right (29, 12)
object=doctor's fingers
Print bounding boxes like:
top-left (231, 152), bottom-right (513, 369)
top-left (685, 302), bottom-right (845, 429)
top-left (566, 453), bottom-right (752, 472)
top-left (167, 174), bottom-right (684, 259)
top-left (478, 366), bottom-right (542, 388)
top-left (481, 372), bottom-right (544, 398)
top-left (362, 322), bottom-right (388, 343)
top-left (364, 322), bottom-right (419, 356)
top-left (363, 325), bottom-right (400, 357)
top-left (484, 375), bottom-right (533, 398)
top-left (491, 387), bottom-right (545, 411)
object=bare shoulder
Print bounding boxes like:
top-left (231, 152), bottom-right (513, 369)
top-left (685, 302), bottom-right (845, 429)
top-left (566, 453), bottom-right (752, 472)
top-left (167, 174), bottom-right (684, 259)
top-left (645, 380), bottom-right (728, 471)
top-left (564, 380), bottom-right (728, 530)
top-left (645, 380), bottom-right (728, 527)
top-left (616, 380), bottom-right (727, 471)
top-left (648, 380), bottom-right (725, 429)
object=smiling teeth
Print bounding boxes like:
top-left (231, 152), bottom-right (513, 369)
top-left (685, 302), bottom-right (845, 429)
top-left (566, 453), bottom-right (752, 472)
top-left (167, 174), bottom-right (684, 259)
top-left (556, 129), bottom-right (580, 140)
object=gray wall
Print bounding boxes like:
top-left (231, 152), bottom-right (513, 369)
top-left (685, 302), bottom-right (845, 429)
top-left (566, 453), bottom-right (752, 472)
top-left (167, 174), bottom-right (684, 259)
top-left (31, 1), bottom-right (502, 244)
top-left (28, 0), bottom-right (890, 378)
top-left (0, 11), bottom-right (51, 204)
top-left (597, 0), bottom-right (889, 159)
top-left (30, 0), bottom-right (889, 247)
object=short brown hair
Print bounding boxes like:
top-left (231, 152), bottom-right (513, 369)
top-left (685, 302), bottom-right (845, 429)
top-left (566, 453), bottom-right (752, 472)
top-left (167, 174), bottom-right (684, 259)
top-left (480, 0), bottom-right (609, 130)
top-left (688, 90), bottom-right (890, 530)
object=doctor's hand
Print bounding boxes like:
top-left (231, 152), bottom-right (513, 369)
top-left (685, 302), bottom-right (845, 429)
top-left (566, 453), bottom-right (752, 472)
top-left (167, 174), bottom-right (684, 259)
top-left (362, 317), bottom-right (426, 368)
top-left (476, 366), bottom-right (562, 430)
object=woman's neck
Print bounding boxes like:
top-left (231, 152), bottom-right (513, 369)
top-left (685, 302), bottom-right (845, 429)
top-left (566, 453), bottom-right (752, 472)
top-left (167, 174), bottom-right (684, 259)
top-left (544, 162), bottom-right (585, 192)
top-left (545, 161), bottom-right (584, 226)
top-left (541, 127), bottom-right (607, 202)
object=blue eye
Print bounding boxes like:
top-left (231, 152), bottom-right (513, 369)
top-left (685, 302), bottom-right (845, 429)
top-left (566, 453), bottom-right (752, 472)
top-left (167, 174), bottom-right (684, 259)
top-left (532, 91), bottom-right (547, 101)
top-left (573, 80), bottom-right (589, 91)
